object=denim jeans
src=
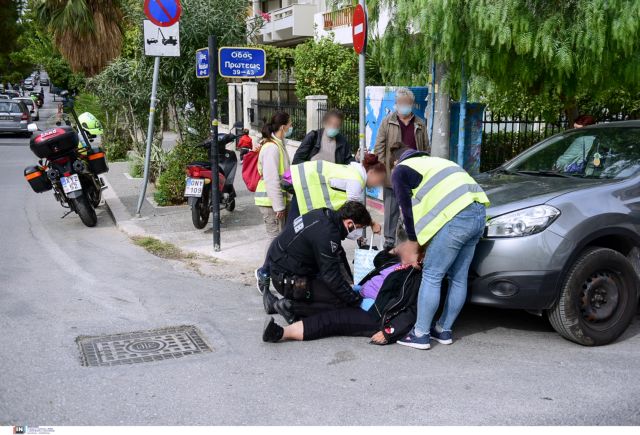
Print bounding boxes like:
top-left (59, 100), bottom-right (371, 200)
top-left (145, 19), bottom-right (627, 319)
top-left (414, 202), bottom-right (486, 335)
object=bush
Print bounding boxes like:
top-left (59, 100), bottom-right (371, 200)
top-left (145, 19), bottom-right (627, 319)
top-left (154, 140), bottom-right (208, 206)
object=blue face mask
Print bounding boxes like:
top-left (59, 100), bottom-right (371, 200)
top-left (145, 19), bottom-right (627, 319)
top-left (285, 126), bottom-right (293, 138)
top-left (397, 104), bottom-right (413, 116)
top-left (325, 127), bottom-right (339, 138)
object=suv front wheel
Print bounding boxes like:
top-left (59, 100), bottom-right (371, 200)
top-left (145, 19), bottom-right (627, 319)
top-left (548, 247), bottom-right (638, 346)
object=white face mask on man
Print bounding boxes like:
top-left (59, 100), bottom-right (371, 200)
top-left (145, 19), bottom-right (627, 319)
top-left (346, 222), bottom-right (363, 240)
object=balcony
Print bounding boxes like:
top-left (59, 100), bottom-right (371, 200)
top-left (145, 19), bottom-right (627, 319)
top-left (314, 6), bottom-right (355, 45)
top-left (249, 3), bottom-right (317, 45)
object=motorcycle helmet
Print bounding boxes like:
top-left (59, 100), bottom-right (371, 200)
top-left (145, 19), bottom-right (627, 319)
top-left (78, 112), bottom-right (103, 137)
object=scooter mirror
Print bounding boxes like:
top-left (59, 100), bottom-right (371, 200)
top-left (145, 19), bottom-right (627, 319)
top-left (27, 123), bottom-right (38, 132)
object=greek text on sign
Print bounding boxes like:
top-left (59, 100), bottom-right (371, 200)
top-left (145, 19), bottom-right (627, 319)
top-left (218, 47), bottom-right (266, 79)
top-left (195, 47), bottom-right (209, 78)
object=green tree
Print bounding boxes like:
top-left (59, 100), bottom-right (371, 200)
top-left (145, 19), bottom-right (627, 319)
top-left (0, 0), bottom-right (30, 83)
top-left (34, 0), bottom-right (124, 76)
top-left (370, 0), bottom-right (640, 121)
top-left (294, 36), bottom-right (359, 106)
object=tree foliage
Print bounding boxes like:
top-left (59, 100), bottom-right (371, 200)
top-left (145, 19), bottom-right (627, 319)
top-left (294, 36), bottom-right (359, 106)
top-left (370, 0), bottom-right (640, 117)
top-left (0, 0), bottom-right (29, 83)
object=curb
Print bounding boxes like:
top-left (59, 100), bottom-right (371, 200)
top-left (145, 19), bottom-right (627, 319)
top-left (101, 174), bottom-right (148, 238)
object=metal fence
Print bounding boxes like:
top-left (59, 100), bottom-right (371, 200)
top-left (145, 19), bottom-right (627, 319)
top-left (480, 112), bottom-right (568, 171)
top-left (317, 102), bottom-right (360, 153)
top-left (249, 99), bottom-right (307, 141)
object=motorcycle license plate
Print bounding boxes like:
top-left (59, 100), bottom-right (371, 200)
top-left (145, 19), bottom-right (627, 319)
top-left (184, 177), bottom-right (205, 197)
top-left (60, 174), bottom-right (82, 194)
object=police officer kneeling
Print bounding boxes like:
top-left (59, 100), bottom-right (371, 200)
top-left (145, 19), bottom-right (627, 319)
top-left (262, 201), bottom-right (372, 324)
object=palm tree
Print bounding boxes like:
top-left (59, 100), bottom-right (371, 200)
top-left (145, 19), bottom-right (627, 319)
top-left (34, 0), bottom-right (123, 76)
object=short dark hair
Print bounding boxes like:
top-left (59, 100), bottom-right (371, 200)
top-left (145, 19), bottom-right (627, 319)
top-left (323, 108), bottom-right (344, 123)
top-left (390, 142), bottom-right (411, 169)
top-left (338, 201), bottom-right (372, 226)
top-left (574, 115), bottom-right (596, 126)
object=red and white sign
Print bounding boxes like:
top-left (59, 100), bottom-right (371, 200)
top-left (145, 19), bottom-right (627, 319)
top-left (144, 0), bottom-right (181, 27)
top-left (352, 4), bottom-right (367, 54)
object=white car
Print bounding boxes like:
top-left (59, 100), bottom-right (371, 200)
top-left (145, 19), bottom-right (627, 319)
top-left (13, 97), bottom-right (39, 121)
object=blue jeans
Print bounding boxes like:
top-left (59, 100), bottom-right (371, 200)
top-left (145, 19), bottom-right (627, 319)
top-left (414, 202), bottom-right (486, 335)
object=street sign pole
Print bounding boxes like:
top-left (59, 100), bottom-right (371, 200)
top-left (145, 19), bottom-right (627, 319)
top-left (353, 2), bottom-right (368, 235)
top-left (209, 35), bottom-right (221, 251)
top-left (135, 56), bottom-right (161, 216)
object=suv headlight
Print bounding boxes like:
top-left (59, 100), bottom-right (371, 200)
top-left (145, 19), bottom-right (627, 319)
top-left (486, 205), bottom-right (560, 238)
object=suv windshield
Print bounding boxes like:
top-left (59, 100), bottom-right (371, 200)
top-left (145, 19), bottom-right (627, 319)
top-left (504, 127), bottom-right (640, 179)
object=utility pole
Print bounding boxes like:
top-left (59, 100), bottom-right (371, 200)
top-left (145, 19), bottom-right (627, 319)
top-left (430, 63), bottom-right (451, 159)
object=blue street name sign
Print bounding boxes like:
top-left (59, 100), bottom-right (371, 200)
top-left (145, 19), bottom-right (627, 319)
top-left (195, 47), bottom-right (209, 78)
top-left (218, 47), bottom-right (266, 79)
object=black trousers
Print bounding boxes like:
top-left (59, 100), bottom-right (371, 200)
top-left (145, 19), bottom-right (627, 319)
top-left (284, 194), bottom-right (300, 227)
top-left (274, 276), bottom-right (350, 318)
top-left (302, 307), bottom-right (378, 341)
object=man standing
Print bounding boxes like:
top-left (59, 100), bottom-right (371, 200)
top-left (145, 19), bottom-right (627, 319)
top-left (261, 201), bottom-right (375, 324)
top-left (390, 146), bottom-right (489, 350)
top-left (374, 87), bottom-right (430, 249)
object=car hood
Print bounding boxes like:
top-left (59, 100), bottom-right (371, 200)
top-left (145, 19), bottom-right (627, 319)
top-left (474, 173), bottom-right (608, 216)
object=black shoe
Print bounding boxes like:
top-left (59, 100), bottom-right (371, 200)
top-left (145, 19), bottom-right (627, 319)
top-left (254, 267), bottom-right (270, 295)
top-left (262, 317), bottom-right (284, 343)
top-left (263, 288), bottom-right (278, 315)
top-left (274, 298), bottom-right (296, 325)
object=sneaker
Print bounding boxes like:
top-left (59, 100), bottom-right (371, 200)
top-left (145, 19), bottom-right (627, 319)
top-left (274, 298), bottom-right (297, 325)
top-left (430, 327), bottom-right (453, 345)
top-left (397, 329), bottom-right (431, 350)
top-left (262, 317), bottom-right (284, 343)
top-left (254, 267), bottom-right (270, 295)
top-left (262, 288), bottom-right (278, 315)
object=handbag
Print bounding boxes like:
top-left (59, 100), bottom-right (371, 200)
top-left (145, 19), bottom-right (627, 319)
top-left (353, 234), bottom-right (379, 285)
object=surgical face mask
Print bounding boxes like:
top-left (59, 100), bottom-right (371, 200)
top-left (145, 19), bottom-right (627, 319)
top-left (325, 127), bottom-right (339, 138)
top-left (346, 223), bottom-right (363, 240)
top-left (284, 126), bottom-right (293, 138)
top-left (397, 104), bottom-right (413, 116)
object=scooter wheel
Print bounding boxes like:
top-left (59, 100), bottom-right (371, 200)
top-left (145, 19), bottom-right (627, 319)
top-left (192, 196), bottom-right (210, 229)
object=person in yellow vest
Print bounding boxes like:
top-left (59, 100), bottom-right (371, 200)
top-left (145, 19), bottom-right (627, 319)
top-left (390, 145), bottom-right (490, 350)
top-left (255, 112), bottom-right (292, 241)
top-left (287, 153), bottom-right (386, 231)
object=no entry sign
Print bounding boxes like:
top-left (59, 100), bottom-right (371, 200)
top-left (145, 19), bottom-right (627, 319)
top-left (144, 0), bottom-right (181, 27)
top-left (352, 4), bottom-right (367, 54)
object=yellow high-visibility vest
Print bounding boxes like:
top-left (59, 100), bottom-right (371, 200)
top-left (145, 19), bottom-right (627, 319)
top-left (399, 156), bottom-right (489, 245)
top-left (255, 141), bottom-right (287, 207)
top-left (291, 160), bottom-right (365, 215)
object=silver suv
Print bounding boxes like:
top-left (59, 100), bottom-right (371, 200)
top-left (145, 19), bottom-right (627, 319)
top-left (471, 121), bottom-right (640, 346)
top-left (0, 100), bottom-right (30, 136)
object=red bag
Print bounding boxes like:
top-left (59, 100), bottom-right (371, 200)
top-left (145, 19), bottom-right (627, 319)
top-left (241, 146), bottom-right (262, 192)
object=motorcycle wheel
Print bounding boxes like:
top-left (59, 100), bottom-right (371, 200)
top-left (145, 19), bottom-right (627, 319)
top-left (71, 194), bottom-right (97, 227)
top-left (191, 187), bottom-right (211, 229)
top-left (87, 179), bottom-right (101, 208)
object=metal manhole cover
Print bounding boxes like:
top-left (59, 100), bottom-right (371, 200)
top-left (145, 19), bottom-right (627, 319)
top-left (76, 325), bottom-right (212, 367)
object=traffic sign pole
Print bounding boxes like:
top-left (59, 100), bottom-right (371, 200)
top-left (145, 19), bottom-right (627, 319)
top-left (135, 56), bottom-right (161, 217)
top-left (209, 35), bottom-right (221, 252)
top-left (354, 2), bottom-right (368, 234)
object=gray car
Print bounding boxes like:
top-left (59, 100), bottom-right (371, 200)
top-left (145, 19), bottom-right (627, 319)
top-left (0, 100), bottom-right (31, 136)
top-left (471, 121), bottom-right (640, 346)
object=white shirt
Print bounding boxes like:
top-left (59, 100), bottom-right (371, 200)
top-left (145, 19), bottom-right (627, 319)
top-left (329, 162), bottom-right (367, 202)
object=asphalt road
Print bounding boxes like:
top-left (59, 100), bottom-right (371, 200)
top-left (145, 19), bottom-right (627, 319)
top-left (1, 88), bottom-right (639, 426)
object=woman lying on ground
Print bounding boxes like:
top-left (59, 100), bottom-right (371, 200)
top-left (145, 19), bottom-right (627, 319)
top-left (262, 242), bottom-right (425, 345)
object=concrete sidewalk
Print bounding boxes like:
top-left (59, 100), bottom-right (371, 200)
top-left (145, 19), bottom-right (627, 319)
top-left (102, 142), bottom-right (385, 273)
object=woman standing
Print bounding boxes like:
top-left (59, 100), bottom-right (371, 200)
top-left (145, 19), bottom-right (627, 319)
top-left (292, 109), bottom-right (354, 164)
top-left (255, 112), bottom-right (292, 240)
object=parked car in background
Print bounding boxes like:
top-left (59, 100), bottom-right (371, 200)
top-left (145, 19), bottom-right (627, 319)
top-left (40, 78), bottom-right (50, 86)
top-left (471, 121), bottom-right (640, 346)
top-left (0, 94), bottom-right (9, 100)
top-left (4, 90), bottom-right (21, 99)
top-left (0, 100), bottom-right (31, 136)
top-left (23, 79), bottom-right (34, 91)
top-left (13, 97), bottom-right (39, 121)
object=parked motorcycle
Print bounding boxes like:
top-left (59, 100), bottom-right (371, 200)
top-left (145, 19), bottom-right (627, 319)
top-left (30, 91), bottom-right (43, 108)
top-left (184, 133), bottom-right (238, 229)
top-left (23, 91), bottom-right (108, 227)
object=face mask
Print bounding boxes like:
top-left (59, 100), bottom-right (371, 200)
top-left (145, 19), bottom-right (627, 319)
top-left (397, 104), bottom-right (413, 116)
top-left (325, 127), bottom-right (339, 138)
top-left (284, 126), bottom-right (293, 138)
top-left (346, 223), bottom-right (363, 240)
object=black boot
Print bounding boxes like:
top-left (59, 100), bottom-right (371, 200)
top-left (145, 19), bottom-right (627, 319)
top-left (274, 298), bottom-right (297, 325)
top-left (263, 288), bottom-right (278, 315)
top-left (262, 317), bottom-right (284, 343)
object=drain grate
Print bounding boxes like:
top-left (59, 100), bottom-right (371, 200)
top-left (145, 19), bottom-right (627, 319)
top-left (76, 325), bottom-right (212, 367)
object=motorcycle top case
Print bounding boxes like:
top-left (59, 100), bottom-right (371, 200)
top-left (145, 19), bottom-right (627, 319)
top-left (30, 126), bottom-right (78, 158)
